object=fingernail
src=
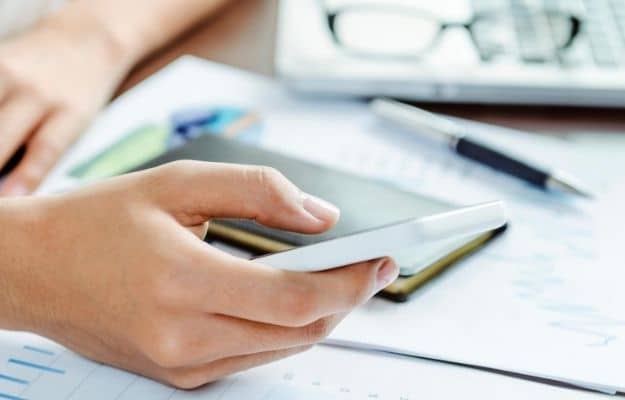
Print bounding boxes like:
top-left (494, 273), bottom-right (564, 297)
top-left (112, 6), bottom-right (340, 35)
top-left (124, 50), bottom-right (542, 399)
top-left (1, 182), bottom-right (28, 197)
top-left (375, 259), bottom-right (399, 292)
top-left (302, 193), bottom-right (340, 222)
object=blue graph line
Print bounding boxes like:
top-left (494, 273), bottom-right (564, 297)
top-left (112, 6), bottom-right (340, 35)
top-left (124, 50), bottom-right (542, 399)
top-left (22, 346), bottom-right (54, 356)
top-left (0, 374), bottom-right (28, 385)
top-left (8, 359), bottom-right (65, 374)
top-left (0, 393), bottom-right (25, 400)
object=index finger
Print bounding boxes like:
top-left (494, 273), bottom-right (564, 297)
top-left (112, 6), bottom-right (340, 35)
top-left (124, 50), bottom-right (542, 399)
top-left (179, 243), bottom-right (397, 327)
top-left (0, 77), bottom-right (12, 104)
top-left (143, 161), bottom-right (340, 234)
top-left (0, 90), bottom-right (47, 169)
top-left (0, 65), bottom-right (16, 104)
top-left (0, 111), bottom-right (86, 195)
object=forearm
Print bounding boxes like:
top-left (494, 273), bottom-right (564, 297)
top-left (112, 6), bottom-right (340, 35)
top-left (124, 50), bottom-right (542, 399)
top-left (49, 0), bottom-right (230, 67)
top-left (0, 199), bottom-right (42, 332)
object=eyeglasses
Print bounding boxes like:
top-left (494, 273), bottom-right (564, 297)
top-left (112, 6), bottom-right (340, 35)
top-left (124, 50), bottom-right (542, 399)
top-left (319, 1), bottom-right (582, 62)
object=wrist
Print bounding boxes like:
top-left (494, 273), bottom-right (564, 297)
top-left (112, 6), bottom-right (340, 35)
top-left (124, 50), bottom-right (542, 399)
top-left (0, 198), bottom-right (46, 332)
top-left (57, 1), bottom-right (160, 67)
top-left (40, 3), bottom-right (141, 74)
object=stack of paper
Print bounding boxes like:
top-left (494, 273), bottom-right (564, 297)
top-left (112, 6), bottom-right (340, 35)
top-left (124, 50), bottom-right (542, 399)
top-left (0, 331), bottom-right (607, 399)
top-left (33, 57), bottom-right (625, 396)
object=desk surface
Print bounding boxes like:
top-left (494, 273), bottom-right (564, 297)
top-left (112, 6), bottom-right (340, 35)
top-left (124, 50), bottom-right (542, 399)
top-left (120, 0), bottom-right (625, 134)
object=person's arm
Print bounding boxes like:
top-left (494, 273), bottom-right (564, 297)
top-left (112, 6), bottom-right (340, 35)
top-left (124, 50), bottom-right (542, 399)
top-left (0, 162), bottom-right (398, 388)
top-left (0, 0), bottom-right (228, 196)
top-left (72, 0), bottom-right (229, 66)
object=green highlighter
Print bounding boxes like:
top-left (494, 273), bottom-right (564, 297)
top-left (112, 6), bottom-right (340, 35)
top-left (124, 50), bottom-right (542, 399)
top-left (70, 107), bottom-right (262, 180)
top-left (70, 124), bottom-right (170, 180)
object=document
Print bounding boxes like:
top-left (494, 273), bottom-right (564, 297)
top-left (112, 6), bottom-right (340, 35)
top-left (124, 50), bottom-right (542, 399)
top-left (36, 57), bottom-right (625, 394)
top-left (0, 331), bottom-right (607, 400)
top-left (314, 117), bottom-right (625, 393)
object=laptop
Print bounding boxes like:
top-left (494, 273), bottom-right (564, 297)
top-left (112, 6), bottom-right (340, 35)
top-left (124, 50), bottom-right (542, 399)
top-left (275, 0), bottom-right (625, 107)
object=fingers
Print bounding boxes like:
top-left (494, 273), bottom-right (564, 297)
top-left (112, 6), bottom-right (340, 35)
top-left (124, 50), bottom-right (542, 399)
top-left (187, 221), bottom-right (209, 240)
top-left (0, 111), bottom-right (85, 196)
top-left (147, 161), bottom-right (340, 234)
top-left (0, 89), bottom-right (48, 174)
top-left (178, 245), bottom-right (397, 327)
top-left (0, 75), bottom-right (13, 104)
top-left (222, 257), bottom-right (395, 327)
top-left (149, 313), bottom-right (346, 368)
top-left (197, 313), bottom-right (345, 363)
top-left (162, 345), bottom-right (309, 390)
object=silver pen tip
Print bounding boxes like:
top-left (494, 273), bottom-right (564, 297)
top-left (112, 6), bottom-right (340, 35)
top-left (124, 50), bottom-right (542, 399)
top-left (546, 174), bottom-right (595, 199)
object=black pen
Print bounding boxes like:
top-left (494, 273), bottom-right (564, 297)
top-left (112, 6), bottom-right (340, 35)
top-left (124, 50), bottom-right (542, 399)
top-left (371, 98), bottom-right (592, 198)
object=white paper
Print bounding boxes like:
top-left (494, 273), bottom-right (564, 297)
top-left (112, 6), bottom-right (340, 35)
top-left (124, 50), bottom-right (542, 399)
top-left (0, 331), bottom-right (608, 400)
top-left (319, 115), bottom-right (625, 393)
top-left (35, 57), bottom-right (625, 393)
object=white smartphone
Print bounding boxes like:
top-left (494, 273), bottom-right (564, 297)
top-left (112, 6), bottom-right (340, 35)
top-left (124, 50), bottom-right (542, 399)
top-left (255, 201), bottom-right (506, 272)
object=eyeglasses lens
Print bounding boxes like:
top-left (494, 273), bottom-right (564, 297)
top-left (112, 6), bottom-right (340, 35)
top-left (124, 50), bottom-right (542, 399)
top-left (472, 11), bottom-right (575, 61)
top-left (334, 9), bottom-right (441, 57)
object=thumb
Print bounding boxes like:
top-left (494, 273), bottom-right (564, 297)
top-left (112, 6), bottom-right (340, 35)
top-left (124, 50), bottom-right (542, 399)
top-left (146, 161), bottom-right (340, 234)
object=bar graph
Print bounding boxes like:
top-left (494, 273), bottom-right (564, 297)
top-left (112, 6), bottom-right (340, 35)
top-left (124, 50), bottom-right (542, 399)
top-left (0, 373), bottom-right (28, 385)
top-left (21, 347), bottom-right (54, 357)
top-left (0, 331), bottom-right (415, 400)
top-left (0, 393), bottom-right (26, 400)
top-left (8, 359), bottom-right (65, 375)
top-left (0, 338), bottom-right (66, 400)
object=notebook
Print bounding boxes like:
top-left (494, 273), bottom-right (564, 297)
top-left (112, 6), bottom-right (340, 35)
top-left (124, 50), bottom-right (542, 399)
top-left (135, 134), bottom-right (505, 301)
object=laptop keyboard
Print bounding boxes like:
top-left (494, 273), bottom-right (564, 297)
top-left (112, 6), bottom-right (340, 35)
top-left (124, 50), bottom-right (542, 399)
top-left (583, 0), bottom-right (625, 66)
top-left (471, 0), bottom-right (625, 68)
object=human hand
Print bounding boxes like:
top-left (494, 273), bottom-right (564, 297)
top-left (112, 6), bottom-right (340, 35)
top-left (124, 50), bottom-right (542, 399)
top-left (0, 162), bottom-right (398, 388)
top-left (0, 6), bottom-right (134, 196)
